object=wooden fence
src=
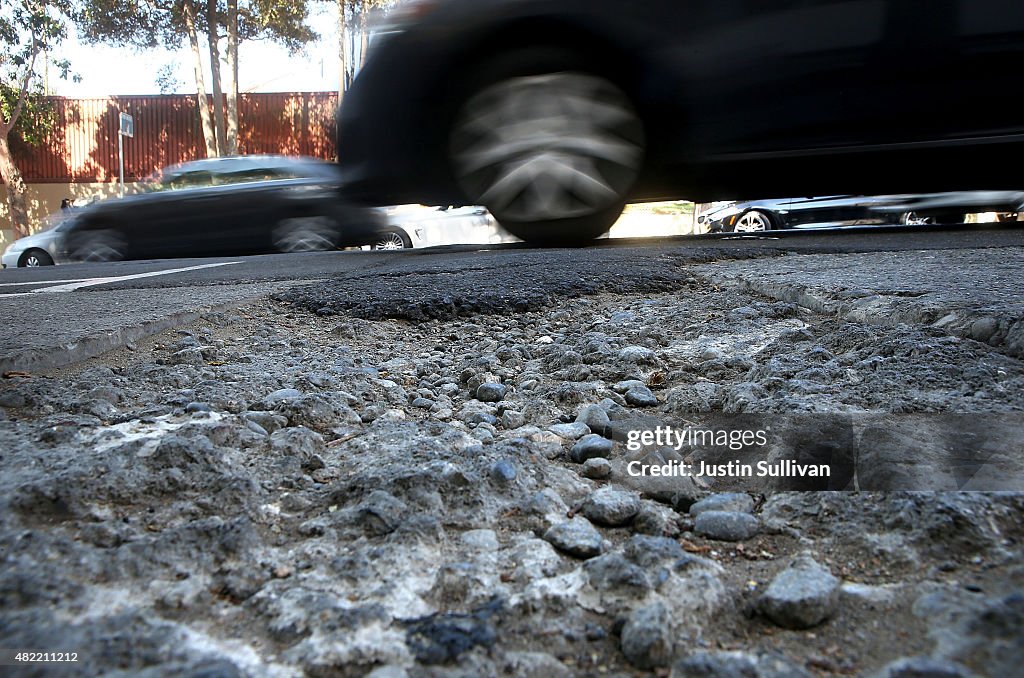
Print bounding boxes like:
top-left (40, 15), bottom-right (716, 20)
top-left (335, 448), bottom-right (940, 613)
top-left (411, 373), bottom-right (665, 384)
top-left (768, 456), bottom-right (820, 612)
top-left (7, 92), bottom-right (339, 184)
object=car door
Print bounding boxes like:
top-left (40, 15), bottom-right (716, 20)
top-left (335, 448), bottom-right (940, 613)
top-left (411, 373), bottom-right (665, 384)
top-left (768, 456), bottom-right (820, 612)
top-left (664, 0), bottom-right (889, 156)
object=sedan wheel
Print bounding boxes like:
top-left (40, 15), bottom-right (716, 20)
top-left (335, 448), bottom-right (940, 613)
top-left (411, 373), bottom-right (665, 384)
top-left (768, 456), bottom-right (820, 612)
top-left (733, 210), bottom-right (773, 233)
top-left (20, 249), bottom-right (54, 267)
top-left (273, 217), bottom-right (338, 253)
top-left (450, 70), bottom-right (644, 243)
top-left (71, 230), bottom-right (126, 262)
top-left (371, 231), bottom-right (411, 250)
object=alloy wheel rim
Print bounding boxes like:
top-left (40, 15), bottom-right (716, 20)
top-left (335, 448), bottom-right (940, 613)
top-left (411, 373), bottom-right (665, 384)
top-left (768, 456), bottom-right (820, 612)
top-left (25, 255), bottom-right (42, 267)
top-left (274, 217), bottom-right (336, 252)
top-left (375, 232), bottom-right (406, 250)
top-left (450, 72), bottom-right (644, 222)
top-left (734, 212), bottom-right (769, 232)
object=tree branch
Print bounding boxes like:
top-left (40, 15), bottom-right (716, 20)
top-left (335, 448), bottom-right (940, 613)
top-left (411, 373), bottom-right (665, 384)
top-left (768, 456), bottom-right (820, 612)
top-left (1, 26), bottom-right (41, 135)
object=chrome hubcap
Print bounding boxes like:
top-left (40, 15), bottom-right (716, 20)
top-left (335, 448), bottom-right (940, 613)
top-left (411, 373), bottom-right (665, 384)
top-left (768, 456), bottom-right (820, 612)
top-left (734, 212), bottom-right (769, 232)
top-left (25, 255), bottom-right (42, 267)
top-left (451, 72), bottom-right (644, 222)
top-left (375, 232), bottom-right (406, 250)
top-left (274, 217), bottom-right (336, 252)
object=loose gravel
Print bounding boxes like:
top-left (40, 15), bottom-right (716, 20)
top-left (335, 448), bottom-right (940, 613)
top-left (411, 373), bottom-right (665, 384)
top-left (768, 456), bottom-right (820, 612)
top-left (1, 264), bottom-right (1022, 676)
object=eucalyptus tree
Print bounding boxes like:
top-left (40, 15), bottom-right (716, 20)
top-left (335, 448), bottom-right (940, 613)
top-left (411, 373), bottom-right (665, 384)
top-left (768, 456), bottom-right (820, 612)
top-left (78, 0), bottom-right (317, 157)
top-left (1, 0), bottom-right (77, 238)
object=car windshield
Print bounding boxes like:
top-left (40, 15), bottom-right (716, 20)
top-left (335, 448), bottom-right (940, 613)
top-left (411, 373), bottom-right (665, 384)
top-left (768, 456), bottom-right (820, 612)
top-left (140, 165), bottom-right (306, 192)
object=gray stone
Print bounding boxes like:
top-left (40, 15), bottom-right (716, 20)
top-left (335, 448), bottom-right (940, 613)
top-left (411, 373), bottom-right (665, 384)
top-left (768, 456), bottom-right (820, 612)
top-left (583, 553), bottom-right (651, 595)
top-left (543, 517), bottom-right (607, 559)
top-left (672, 650), bottom-right (813, 678)
top-left (549, 422), bottom-right (591, 440)
top-left (185, 401), bottom-right (211, 413)
top-left (576, 404), bottom-right (610, 436)
top-left (0, 391), bottom-right (27, 408)
top-left (581, 457), bottom-right (612, 479)
top-left (690, 492), bottom-right (755, 517)
top-left (625, 385), bottom-right (660, 407)
top-left (621, 602), bottom-right (674, 669)
top-left (582, 486), bottom-right (641, 526)
top-left (476, 382), bottom-right (507, 402)
top-left (490, 459), bottom-right (518, 485)
top-left (265, 388), bottom-right (302, 406)
top-left (460, 529), bottom-right (500, 552)
top-left (411, 397), bottom-right (434, 408)
top-left (624, 535), bottom-right (685, 568)
top-left (501, 410), bottom-right (526, 429)
top-left (619, 345), bottom-right (657, 364)
top-left (355, 491), bottom-right (409, 537)
top-left (869, 657), bottom-right (977, 678)
top-left (758, 555), bottom-right (840, 629)
top-left (464, 411), bottom-right (498, 426)
top-left (694, 510), bottom-right (760, 541)
top-left (631, 503), bottom-right (683, 538)
top-left (570, 434), bottom-right (614, 463)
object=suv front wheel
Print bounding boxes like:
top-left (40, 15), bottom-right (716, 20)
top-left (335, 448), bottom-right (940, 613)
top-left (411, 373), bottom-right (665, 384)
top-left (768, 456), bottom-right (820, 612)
top-left (448, 59), bottom-right (644, 245)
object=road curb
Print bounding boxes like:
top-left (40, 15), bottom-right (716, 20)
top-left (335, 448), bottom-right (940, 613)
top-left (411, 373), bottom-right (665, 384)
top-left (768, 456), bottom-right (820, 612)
top-left (1, 303), bottom-right (242, 375)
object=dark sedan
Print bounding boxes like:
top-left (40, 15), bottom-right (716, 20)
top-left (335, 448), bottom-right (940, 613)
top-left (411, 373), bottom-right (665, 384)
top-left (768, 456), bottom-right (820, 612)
top-left (701, 192), bottom-right (1024, 233)
top-left (337, 0), bottom-right (1024, 244)
top-left (59, 156), bottom-right (404, 262)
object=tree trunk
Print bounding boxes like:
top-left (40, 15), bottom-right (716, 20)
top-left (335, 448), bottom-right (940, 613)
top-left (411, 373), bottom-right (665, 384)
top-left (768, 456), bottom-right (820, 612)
top-left (359, 1), bottom-right (370, 69)
top-left (337, 0), bottom-right (349, 102)
top-left (207, 0), bottom-right (227, 156)
top-left (225, 0), bottom-right (239, 155)
top-left (184, 0), bottom-right (217, 157)
top-left (0, 134), bottom-right (31, 240)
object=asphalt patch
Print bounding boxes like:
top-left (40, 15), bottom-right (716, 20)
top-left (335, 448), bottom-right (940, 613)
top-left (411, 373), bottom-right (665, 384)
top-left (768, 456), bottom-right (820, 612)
top-left (274, 247), bottom-right (781, 320)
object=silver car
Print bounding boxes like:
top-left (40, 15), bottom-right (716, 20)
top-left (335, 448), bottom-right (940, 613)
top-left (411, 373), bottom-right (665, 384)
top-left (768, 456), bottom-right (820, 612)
top-left (1, 216), bottom-right (75, 268)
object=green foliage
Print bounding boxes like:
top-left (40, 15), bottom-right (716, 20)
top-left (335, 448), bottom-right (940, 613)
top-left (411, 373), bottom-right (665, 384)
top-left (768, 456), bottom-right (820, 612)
top-left (0, 0), bottom-right (75, 140)
top-left (0, 82), bottom-right (57, 146)
top-left (77, 1), bottom-right (319, 53)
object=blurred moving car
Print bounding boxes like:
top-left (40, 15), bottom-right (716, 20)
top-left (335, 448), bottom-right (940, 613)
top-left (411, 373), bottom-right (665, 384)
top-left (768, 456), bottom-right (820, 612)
top-left (58, 156), bottom-right (408, 262)
top-left (1, 217), bottom-right (75, 268)
top-left (701, 191), bottom-right (1024, 233)
top-left (337, 0), bottom-right (1024, 244)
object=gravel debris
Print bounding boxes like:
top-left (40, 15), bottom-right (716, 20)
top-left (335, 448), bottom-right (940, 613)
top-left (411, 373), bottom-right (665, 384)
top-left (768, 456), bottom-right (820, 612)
top-left (1, 267), bottom-right (1022, 675)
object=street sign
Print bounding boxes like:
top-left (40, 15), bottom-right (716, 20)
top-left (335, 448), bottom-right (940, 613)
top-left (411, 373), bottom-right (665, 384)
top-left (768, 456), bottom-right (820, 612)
top-left (118, 112), bottom-right (134, 198)
top-left (119, 112), bottom-right (134, 138)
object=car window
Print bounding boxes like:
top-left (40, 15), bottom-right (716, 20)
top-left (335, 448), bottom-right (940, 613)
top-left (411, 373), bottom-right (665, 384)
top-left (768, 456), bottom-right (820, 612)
top-left (212, 168), bottom-right (303, 185)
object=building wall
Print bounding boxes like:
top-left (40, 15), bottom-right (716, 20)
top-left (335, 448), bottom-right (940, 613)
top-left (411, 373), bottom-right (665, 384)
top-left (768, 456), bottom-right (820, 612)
top-left (0, 182), bottom-right (143, 249)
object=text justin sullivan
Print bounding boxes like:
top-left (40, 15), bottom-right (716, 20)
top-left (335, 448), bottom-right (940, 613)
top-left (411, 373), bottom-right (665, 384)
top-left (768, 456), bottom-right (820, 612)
top-left (626, 459), bottom-right (831, 478)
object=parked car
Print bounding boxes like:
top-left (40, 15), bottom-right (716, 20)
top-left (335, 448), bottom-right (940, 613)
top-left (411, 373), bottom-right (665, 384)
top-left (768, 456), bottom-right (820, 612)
top-left (1, 216), bottom-right (74, 268)
top-left (57, 155), bottom-right (409, 262)
top-left (701, 192), bottom-right (1024, 233)
top-left (384, 205), bottom-right (509, 246)
top-left (336, 0), bottom-right (1024, 244)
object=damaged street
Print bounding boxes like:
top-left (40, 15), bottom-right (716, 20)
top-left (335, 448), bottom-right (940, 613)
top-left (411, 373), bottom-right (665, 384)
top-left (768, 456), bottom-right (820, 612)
top-left (1, 232), bottom-right (1023, 677)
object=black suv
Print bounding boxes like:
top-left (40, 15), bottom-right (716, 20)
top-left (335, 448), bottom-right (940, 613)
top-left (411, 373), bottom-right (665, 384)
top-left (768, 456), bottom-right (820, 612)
top-left (337, 0), bottom-right (1024, 243)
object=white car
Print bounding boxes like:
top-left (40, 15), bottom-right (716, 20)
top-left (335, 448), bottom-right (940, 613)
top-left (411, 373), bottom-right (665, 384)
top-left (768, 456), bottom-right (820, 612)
top-left (1, 216), bottom-right (75, 268)
top-left (384, 205), bottom-right (511, 247)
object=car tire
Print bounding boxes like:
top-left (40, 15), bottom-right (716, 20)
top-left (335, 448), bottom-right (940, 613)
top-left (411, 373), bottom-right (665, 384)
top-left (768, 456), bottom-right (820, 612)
top-left (730, 210), bottom-right (774, 233)
top-left (370, 230), bottom-right (412, 250)
top-left (19, 249), bottom-right (54, 267)
top-left (69, 230), bottom-right (127, 262)
top-left (272, 216), bottom-right (339, 253)
top-left (448, 51), bottom-right (645, 245)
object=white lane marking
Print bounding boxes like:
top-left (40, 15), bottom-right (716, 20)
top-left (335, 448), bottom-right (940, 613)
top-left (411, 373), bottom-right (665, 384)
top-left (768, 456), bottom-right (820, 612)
top-left (0, 278), bottom-right (92, 287)
top-left (0, 261), bottom-right (242, 299)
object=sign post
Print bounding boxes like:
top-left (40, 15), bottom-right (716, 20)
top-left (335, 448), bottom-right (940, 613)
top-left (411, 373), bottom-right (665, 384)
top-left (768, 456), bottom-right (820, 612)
top-left (118, 112), bottom-right (134, 198)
